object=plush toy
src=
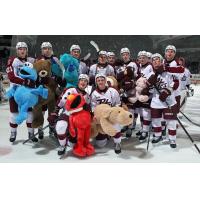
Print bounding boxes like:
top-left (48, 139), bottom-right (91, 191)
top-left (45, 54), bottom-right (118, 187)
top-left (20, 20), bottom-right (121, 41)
top-left (31, 60), bottom-right (57, 128)
top-left (91, 104), bottom-right (133, 138)
top-left (6, 62), bottom-right (48, 125)
top-left (106, 76), bottom-right (119, 90)
top-left (50, 57), bottom-right (64, 79)
top-left (60, 53), bottom-right (79, 88)
top-left (65, 93), bottom-right (95, 157)
top-left (128, 77), bottom-right (149, 104)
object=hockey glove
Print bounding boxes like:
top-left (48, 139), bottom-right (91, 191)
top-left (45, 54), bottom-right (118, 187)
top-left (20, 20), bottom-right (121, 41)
top-left (159, 89), bottom-right (171, 102)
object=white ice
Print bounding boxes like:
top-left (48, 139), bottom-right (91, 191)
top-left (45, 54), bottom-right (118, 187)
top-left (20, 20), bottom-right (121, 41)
top-left (0, 85), bottom-right (200, 163)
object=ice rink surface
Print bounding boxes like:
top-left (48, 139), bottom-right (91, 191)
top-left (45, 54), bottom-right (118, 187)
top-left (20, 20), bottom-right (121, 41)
top-left (0, 85), bottom-right (200, 163)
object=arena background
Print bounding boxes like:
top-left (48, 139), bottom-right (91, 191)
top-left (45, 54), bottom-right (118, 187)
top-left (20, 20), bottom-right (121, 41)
top-left (1, 35), bottom-right (200, 77)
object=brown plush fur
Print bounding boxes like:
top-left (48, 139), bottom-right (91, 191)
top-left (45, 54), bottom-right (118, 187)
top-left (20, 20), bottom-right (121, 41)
top-left (32, 60), bottom-right (57, 128)
top-left (91, 104), bottom-right (133, 137)
top-left (106, 76), bottom-right (119, 90)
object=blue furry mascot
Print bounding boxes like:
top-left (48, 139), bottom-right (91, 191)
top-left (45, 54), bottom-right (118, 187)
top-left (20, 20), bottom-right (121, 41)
top-left (6, 62), bottom-right (48, 125)
top-left (60, 53), bottom-right (79, 88)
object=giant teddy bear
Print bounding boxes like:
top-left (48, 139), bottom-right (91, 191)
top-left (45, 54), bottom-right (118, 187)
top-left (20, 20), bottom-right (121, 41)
top-left (65, 93), bottom-right (95, 157)
top-left (91, 104), bottom-right (133, 138)
top-left (6, 62), bottom-right (48, 125)
top-left (31, 60), bottom-right (58, 128)
top-left (60, 53), bottom-right (79, 88)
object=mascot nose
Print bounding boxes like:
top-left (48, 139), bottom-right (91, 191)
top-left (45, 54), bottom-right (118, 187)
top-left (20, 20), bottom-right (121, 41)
top-left (67, 94), bottom-right (76, 101)
top-left (129, 114), bottom-right (132, 118)
top-left (41, 71), bottom-right (45, 75)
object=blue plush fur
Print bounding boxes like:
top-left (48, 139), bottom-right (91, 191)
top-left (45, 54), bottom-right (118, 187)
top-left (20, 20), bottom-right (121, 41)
top-left (50, 57), bottom-right (63, 78)
top-left (60, 53), bottom-right (79, 88)
top-left (6, 64), bottom-right (48, 125)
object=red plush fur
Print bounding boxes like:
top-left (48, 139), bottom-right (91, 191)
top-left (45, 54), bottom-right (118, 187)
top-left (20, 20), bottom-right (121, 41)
top-left (65, 94), bottom-right (95, 157)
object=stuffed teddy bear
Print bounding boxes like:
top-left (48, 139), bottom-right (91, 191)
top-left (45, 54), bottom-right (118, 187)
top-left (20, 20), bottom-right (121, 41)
top-left (31, 60), bottom-right (57, 128)
top-left (6, 62), bottom-right (48, 125)
top-left (65, 93), bottom-right (95, 157)
top-left (128, 77), bottom-right (149, 104)
top-left (60, 53), bottom-right (79, 88)
top-left (91, 104), bottom-right (133, 138)
top-left (106, 76), bottom-right (119, 90)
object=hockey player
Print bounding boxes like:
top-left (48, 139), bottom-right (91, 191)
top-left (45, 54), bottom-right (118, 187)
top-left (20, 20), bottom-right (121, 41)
top-left (146, 52), bottom-right (153, 63)
top-left (178, 57), bottom-right (192, 113)
top-left (91, 74), bottom-right (122, 154)
top-left (47, 74), bottom-right (91, 155)
top-left (36, 42), bottom-right (65, 139)
top-left (38, 42), bottom-right (64, 86)
top-left (149, 53), bottom-right (178, 148)
top-left (6, 42), bottom-right (38, 143)
top-left (164, 45), bottom-right (184, 113)
top-left (137, 51), bottom-right (154, 142)
top-left (120, 47), bottom-right (138, 77)
top-left (107, 51), bottom-right (116, 68)
top-left (70, 44), bottom-right (88, 75)
top-left (116, 47), bottom-right (138, 137)
top-left (89, 51), bottom-right (115, 85)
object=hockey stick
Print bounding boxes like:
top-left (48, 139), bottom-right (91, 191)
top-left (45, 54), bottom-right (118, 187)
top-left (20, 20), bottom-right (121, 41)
top-left (154, 85), bottom-right (200, 154)
top-left (90, 40), bottom-right (100, 52)
top-left (83, 52), bottom-right (91, 61)
top-left (146, 128), bottom-right (151, 152)
top-left (23, 124), bottom-right (50, 144)
top-left (180, 111), bottom-right (200, 127)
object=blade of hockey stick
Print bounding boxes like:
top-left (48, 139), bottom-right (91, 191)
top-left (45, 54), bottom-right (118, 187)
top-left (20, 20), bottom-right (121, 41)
top-left (90, 40), bottom-right (100, 52)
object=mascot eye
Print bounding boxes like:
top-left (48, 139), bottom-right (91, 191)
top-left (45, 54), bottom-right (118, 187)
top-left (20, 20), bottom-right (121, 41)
top-left (118, 111), bottom-right (120, 113)
top-left (64, 97), bottom-right (67, 99)
top-left (67, 92), bottom-right (71, 95)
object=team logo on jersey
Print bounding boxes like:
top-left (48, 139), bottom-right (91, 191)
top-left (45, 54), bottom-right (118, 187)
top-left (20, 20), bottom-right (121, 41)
top-left (181, 74), bottom-right (186, 81)
top-left (96, 98), bottom-right (112, 105)
top-left (156, 78), bottom-right (167, 90)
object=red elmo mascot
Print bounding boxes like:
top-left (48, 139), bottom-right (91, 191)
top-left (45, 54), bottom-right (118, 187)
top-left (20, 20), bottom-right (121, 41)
top-left (65, 93), bottom-right (95, 157)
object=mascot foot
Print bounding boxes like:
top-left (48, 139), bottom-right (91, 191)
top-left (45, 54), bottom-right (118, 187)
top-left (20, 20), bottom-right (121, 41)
top-left (73, 145), bottom-right (86, 157)
top-left (85, 143), bottom-right (95, 156)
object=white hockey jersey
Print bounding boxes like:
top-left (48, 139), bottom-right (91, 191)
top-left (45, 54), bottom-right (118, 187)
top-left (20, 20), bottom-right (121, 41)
top-left (89, 63), bottom-right (115, 77)
top-left (180, 68), bottom-right (192, 90)
top-left (79, 61), bottom-right (88, 75)
top-left (164, 59), bottom-right (184, 96)
top-left (139, 63), bottom-right (154, 79)
top-left (150, 72), bottom-right (177, 109)
top-left (123, 61), bottom-right (138, 78)
top-left (91, 87), bottom-right (121, 112)
top-left (6, 57), bottom-right (35, 87)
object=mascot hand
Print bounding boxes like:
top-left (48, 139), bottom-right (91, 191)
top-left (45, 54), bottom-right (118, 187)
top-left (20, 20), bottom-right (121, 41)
top-left (69, 128), bottom-right (76, 137)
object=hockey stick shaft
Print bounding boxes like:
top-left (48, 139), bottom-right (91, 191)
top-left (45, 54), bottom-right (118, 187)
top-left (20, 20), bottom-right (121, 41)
top-left (180, 111), bottom-right (200, 127)
top-left (147, 130), bottom-right (151, 152)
